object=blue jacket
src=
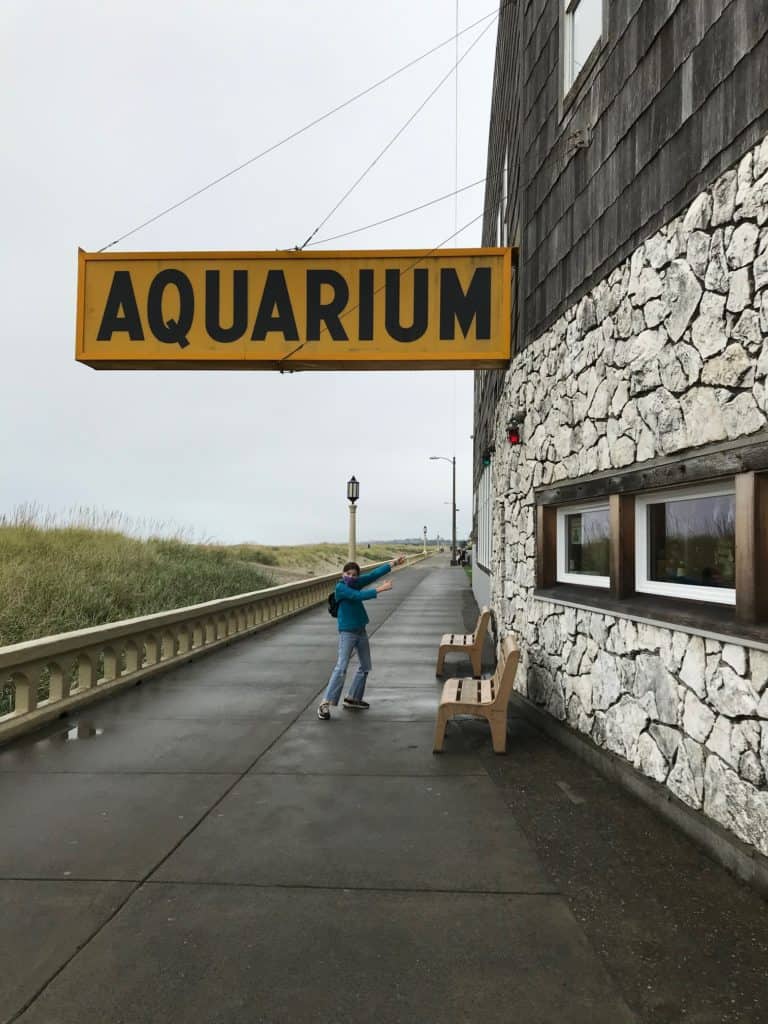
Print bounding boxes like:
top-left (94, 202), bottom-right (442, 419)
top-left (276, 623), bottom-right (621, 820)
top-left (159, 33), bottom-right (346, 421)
top-left (334, 564), bottom-right (391, 631)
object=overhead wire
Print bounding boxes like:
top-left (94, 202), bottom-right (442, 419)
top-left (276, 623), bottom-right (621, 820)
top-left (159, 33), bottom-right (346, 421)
top-left (294, 14), bottom-right (498, 251)
top-left (303, 177), bottom-right (486, 248)
top-left (282, 3), bottom-right (500, 368)
top-left (452, 0), bottom-right (461, 465)
top-left (97, 3), bottom-right (505, 252)
top-left (454, 0), bottom-right (460, 241)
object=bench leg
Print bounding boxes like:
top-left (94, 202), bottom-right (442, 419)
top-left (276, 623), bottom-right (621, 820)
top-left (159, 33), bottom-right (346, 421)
top-left (433, 710), bottom-right (449, 753)
top-left (487, 713), bottom-right (508, 754)
top-left (435, 648), bottom-right (446, 676)
top-left (470, 648), bottom-right (482, 677)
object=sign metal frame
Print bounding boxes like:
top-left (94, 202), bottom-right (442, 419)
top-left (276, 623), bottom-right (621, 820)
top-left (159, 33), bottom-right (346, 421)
top-left (76, 247), bottom-right (512, 371)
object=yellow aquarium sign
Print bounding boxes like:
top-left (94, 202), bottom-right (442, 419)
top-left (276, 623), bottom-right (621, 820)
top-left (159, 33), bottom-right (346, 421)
top-left (76, 248), bottom-right (511, 370)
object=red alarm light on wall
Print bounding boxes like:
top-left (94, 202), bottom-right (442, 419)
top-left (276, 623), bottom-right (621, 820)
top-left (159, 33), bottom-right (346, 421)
top-left (507, 419), bottom-right (521, 445)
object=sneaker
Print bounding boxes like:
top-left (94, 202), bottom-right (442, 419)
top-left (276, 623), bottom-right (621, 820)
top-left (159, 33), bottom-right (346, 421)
top-left (343, 697), bottom-right (370, 710)
top-left (317, 702), bottom-right (331, 720)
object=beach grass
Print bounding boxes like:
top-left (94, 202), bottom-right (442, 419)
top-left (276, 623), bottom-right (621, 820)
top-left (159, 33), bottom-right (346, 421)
top-left (0, 506), bottom-right (422, 648)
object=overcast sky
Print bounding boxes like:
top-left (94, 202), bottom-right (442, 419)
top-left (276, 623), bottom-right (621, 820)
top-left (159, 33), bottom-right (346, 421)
top-left (1, 1), bottom-right (498, 545)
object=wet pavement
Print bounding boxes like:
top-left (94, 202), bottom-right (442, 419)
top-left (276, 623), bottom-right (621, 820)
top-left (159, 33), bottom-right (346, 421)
top-left (0, 557), bottom-right (766, 1023)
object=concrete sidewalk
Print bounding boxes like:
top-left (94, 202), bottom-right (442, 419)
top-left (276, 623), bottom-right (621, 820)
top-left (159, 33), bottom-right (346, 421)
top-left (0, 558), bottom-right (766, 1023)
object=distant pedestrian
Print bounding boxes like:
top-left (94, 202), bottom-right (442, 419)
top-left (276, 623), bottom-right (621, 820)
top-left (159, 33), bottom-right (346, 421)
top-left (317, 555), bottom-right (405, 720)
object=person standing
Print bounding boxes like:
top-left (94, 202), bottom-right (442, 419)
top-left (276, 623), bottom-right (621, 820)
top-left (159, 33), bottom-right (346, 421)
top-left (317, 555), bottom-right (405, 720)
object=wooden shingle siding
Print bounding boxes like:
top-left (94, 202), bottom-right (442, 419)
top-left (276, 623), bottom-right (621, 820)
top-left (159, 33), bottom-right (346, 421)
top-left (475, 0), bottom-right (525, 482)
top-left (481, 0), bottom-right (768, 362)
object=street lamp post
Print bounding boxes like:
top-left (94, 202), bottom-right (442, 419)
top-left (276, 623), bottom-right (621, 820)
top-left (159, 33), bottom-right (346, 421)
top-left (347, 475), bottom-right (359, 561)
top-left (429, 456), bottom-right (457, 565)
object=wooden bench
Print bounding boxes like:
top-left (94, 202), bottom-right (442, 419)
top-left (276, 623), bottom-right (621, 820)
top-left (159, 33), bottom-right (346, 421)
top-left (435, 606), bottom-right (490, 678)
top-left (432, 636), bottom-right (521, 754)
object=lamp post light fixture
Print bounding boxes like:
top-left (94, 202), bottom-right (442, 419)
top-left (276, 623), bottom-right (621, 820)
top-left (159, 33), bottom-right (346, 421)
top-left (429, 456), bottom-right (457, 565)
top-left (347, 475), bottom-right (359, 561)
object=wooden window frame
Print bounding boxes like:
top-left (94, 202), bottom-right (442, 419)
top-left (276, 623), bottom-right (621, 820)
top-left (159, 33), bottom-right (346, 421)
top-left (536, 504), bottom-right (557, 589)
top-left (735, 471), bottom-right (768, 624)
top-left (609, 493), bottom-right (635, 600)
top-left (534, 438), bottom-right (768, 641)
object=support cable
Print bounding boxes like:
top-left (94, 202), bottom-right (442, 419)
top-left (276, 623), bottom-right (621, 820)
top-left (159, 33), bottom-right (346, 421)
top-left (279, 190), bottom-right (508, 368)
top-left (454, 0), bottom-right (460, 240)
top-left (98, 4), bottom-right (504, 252)
top-left (295, 14), bottom-right (498, 251)
top-left (452, 0), bottom-right (460, 466)
top-left (304, 176), bottom-right (486, 247)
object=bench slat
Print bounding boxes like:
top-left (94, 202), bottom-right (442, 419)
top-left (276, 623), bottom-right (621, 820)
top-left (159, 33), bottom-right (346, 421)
top-left (440, 634), bottom-right (472, 647)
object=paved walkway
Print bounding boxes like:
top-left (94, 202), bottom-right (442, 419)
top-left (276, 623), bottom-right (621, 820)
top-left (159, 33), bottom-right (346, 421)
top-left (1, 558), bottom-right (767, 1023)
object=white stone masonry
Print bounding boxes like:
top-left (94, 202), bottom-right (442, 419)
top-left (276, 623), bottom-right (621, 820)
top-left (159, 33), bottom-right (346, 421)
top-left (490, 135), bottom-right (768, 856)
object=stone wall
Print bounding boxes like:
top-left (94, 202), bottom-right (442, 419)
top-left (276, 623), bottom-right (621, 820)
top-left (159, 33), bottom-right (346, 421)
top-left (490, 134), bottom-right (768, 856)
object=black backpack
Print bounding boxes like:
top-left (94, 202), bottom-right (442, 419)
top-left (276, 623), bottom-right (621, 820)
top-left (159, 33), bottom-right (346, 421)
top-left (328, 591), bottom-right (339, 617)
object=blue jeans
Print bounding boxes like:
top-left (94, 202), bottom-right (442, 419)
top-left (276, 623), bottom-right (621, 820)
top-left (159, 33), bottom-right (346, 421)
top-left (323, 629), bottom-right (372, 704)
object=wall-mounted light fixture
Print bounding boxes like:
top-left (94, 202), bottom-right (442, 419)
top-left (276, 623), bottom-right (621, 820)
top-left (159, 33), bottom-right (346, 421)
top-left (481, 444), bottom-right (495, 468)
top-left (506, 418), bottom-right (521, 446)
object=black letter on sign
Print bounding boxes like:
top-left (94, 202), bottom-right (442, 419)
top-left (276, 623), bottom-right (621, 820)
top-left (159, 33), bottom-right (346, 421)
top-left (439, 268), bottom-right (491, 339)
top-left (205, 270), bottom-right (247, 343)
top-left (251, 271), bottom-right (299, 341)
top-left (97, 271), bottom-right (144, 340)
top-left (306, 270), bottom-right (349, 341)
top-left (358, 269), bottom-right (374, 341)
top-left (147, 270), bottom-right (194, 349)
top-left (385, 269), bottom-right (427, 343)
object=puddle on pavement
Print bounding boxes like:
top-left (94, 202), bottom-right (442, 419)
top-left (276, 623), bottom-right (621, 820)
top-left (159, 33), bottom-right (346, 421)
top-left (59, 723), bottom-right (104, 741)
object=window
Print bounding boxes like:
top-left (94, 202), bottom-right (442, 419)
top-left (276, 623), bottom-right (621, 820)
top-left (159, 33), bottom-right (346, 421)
top-left (636, 483), bottom-right (736, 606)
top-left (563, 0), bottom-right (603, 94)
top-left (556, 502), bottom-right (610, 587)
top-left (476, 465), bottom-right (493, 570)
top-left (499, 147), bottom-right (508, 246)
top-left (535, 446), bottom-right (768, 636)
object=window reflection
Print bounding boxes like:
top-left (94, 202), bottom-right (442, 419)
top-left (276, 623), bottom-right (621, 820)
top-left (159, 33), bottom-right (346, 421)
top-left (571, 0), bottom-right (602, 78)
top-left (648, 495), bottom-right (735, 589)
top-left (566, 509), bottom-right (609, 576)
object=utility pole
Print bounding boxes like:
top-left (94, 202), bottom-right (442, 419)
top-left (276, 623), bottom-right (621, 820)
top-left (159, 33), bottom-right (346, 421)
top-left (451, 456), bottom-right (457, 566)
top-left (429, 455), bottom-right (457, 565)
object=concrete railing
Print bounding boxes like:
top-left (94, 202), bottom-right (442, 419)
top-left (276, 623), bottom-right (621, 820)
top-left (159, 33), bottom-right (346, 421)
top-left (0, 555), bottom-right (426, 744)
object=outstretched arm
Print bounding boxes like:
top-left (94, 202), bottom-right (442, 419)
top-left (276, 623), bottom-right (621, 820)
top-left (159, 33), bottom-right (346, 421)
top-left (356, 556), bottom-right (405, 587)
top-left (336, 581), bottom-right (391, 602)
